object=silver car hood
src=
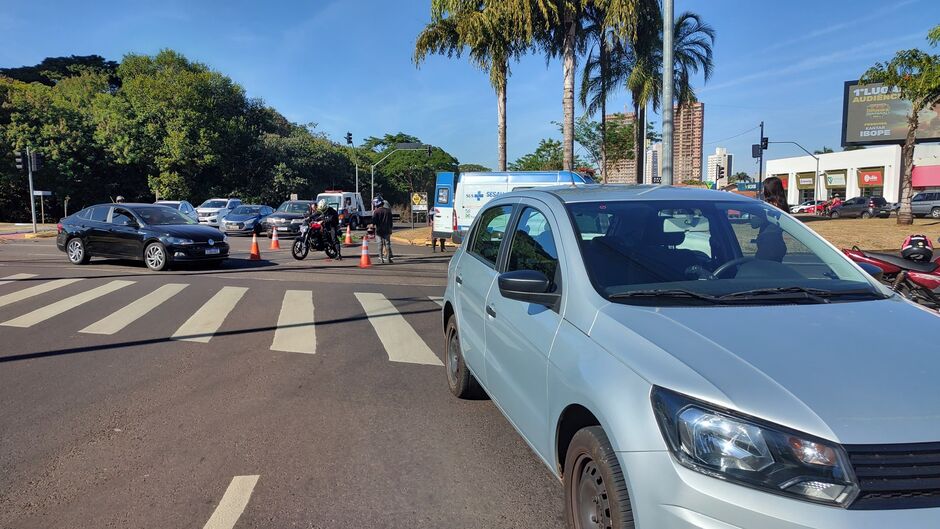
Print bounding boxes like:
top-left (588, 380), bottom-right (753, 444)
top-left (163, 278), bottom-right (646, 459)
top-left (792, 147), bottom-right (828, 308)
top-left (590, 296), bottom-right (940, 444)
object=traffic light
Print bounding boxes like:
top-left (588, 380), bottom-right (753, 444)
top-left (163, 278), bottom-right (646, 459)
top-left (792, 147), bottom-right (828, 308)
top-left (761, 137), bottom-right (769, 150)
top-left (345, 132), bottom-right (353, 145)
top-left (29, 152), bottom-right (42, 171)
top-left (717, 165), bottom-right (725, 179)
top-left (14, 151), bottom-right (24, 171)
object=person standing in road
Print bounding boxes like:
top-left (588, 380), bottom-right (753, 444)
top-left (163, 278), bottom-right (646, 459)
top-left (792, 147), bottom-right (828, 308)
top-left (372, 198), bottom-right (394, 264)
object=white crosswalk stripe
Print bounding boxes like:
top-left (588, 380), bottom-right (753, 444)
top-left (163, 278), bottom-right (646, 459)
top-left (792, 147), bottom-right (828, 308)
top-left (354, 292), bottom-right (442, 366)
top-left (2, 280), bottom-right (135, 328)
top-left (0, 278), bottom-right (82, 309)
top-left (171, 286), bottom-right (248, 343)
top-left (0, 273), bottom-right (37, 286)
top-left (80, 283), bottom-right (189, 335)
top-left (270, 290), bottom-right (316, 354)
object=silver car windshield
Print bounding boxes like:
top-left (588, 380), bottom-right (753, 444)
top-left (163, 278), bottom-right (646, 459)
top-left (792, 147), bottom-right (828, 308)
top-left (568, 200), bottom-right (884, 305)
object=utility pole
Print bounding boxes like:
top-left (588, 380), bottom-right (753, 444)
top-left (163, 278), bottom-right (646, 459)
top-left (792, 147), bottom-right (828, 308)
top-left (27, 146), bottom-right (37, 234)
top-left (758, 121), bottom-right (765, 189)
top-left (661, 0), bottom-right (675, 185)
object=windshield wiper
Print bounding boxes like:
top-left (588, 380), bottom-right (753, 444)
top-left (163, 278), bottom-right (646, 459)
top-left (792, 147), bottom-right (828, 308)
top-left (719, 286), bottom-right (833, 304)
top-left (608, 289), bottom-right (722, 304)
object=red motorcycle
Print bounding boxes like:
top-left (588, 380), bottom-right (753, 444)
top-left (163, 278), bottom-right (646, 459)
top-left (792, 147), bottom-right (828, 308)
top-left (843, 235), bottom-right (940, 308)
top-left (291, 220), bottom-right (340, 260)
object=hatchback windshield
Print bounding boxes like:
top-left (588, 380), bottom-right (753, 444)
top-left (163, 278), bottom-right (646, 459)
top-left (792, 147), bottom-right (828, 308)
top-left (276, 201), bottom-right (312, 214)
top-left (135, 206), bottom-right (197, 225)
top-left (230, 206), bottom-right (261, 215)
top-left (569, 200), bottom-right (885, 305)
top-left (199, 200), bottom-right (228, 208)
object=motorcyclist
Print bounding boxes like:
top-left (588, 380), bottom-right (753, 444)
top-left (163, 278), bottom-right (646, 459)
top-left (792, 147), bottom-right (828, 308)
top-left (309, 199), bottom-right (341, 260)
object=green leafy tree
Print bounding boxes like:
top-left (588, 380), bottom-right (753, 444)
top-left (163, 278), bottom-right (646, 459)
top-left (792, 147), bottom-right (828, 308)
top-left (362, 133), bottom-right (458, 206)
top-left (556, 115), bottom-right (633, 176)
top-left (813, 146), bottom-right (834, 154)
top-left (459, 163), bottom-right (492, 172)
top-left (510, 138), bottom-right (564, 171)
top-left (729, 171), bottom-right (751, 184)
top-left (862, 25), bottom-right (940, 224)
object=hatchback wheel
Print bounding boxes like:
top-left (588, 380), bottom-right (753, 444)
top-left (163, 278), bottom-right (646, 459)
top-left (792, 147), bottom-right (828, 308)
top-left (144, 242), bottom-right (169, 271)
top-left (444, 315), bottom-right (483, 399)
top-left (565, 427), bottom-right (634, 529)
top-left (66, 237), bottom-right (90, 265)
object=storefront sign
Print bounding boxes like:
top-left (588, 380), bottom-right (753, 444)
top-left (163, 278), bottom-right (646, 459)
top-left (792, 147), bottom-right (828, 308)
top-left (825, 171), bottom-right (847, 187)
top-left (737, 182), bottom-right (759, 192)
top-left (857, 167), bottom-right (884, 187)
top-left (796, 172), bottom-right (816, 190)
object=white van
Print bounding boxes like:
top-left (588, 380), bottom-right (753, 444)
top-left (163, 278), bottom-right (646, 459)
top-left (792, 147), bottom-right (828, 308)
top-left (315, 190), bottom-right (372, 229)
top-left (452, 171), bottom-right (591, 242)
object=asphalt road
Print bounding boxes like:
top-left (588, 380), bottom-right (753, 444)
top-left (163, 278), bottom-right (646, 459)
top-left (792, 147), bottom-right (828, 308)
top-left (0, 233), bottom-right (564, 529)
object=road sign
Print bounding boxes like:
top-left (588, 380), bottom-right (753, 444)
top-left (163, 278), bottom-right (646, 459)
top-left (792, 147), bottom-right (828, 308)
top-left (33, 190), bottom-right (51, 196)
top-left (411, 192), bottom-right (428, 212)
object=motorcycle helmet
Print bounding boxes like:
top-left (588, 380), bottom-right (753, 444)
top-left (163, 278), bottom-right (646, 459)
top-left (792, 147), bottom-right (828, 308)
top-left (901, 234), bottom-right (933, 262)
top-left (317, 198), bottom-right (327, 210)
top-left (373, 197), bottom-right (384, 208)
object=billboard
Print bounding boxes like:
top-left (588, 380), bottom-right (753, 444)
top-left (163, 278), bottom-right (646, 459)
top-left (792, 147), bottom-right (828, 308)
top-left (842, 81), bottom-right (940, 147)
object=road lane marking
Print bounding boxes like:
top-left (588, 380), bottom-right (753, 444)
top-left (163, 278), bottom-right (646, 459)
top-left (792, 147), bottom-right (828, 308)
top-left (0, 273), bottom-right (37, 286)
top-left (171, 286), bottom-right (248, 343)
top-left (202, 475), bottom-right (259, 529)
top-left (270, 290), bottom-right (316, 354)
top-left (2, 280), bottom-right (135, 328)
top-left (354, 292), bottom-right (443, 366)
top-left (429, 296), bottom-right (444, 307)
top-left (80, 283), bottom-right (189, 335)
top-left (0, 278), bottom-right (82, 309)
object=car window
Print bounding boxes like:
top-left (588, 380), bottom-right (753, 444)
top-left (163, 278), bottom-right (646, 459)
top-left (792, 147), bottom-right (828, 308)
top-left (111, 209), bottom-right (136, 226)
top-left (89, 205), bottom-right (110, 222)
top-left (227, 200), bottom-right (240, 208)
top-left (507, 207), bottom-right (560, 285)
top-left (469, 205), bottom-right (513, 267)
top-left (276, 201), bottom-right (312, 214)
top-left (76, 207), bottom-right (93, 220)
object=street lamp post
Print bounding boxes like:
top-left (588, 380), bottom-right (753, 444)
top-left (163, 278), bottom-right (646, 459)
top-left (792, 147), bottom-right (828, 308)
top-left (768, 141), bottom-right (821, 202)
top-left (661, 0), bottom-right (675, 185)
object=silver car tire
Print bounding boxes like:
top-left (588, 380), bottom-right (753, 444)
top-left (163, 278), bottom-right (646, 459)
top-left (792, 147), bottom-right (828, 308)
top-left (66, 237), bottom-right (90, 265)
top-left (144, 242), bottom-right (169, 271)
top-left (444, 315), bottom-right (484, 399)
top-left (564, 426), bottom-right (634, 529)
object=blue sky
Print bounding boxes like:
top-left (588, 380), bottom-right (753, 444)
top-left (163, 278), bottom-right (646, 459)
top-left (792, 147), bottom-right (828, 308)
top-left (1, 0), bottom-right (934, 175)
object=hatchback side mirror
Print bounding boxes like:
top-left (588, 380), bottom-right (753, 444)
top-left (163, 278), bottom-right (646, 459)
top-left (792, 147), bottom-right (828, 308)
top-left (498, 270), bottom-right (560, 307)
top-left (857, 262), bottom-right (884, 282)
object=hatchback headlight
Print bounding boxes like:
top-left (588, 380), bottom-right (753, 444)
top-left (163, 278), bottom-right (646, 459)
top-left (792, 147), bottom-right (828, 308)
top-left (166, 237), bottom-right (194, 245)
top-left (652, 387), bottom-right (858, 507)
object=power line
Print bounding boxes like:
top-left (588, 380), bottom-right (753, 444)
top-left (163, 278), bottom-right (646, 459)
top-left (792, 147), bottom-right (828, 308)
top-left (704, 125), bottom-right (760, 146)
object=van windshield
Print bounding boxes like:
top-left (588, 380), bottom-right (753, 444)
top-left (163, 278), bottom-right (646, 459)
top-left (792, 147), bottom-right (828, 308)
top-left (569, 200), bottom-right (886, 305)
top-left (199, 200), bottom-right (228, 208)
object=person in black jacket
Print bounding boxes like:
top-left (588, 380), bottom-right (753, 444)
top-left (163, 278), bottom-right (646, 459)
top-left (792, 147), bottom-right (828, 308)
top-left (312, 199), bottom-right (341, 260)
top-left (372, 198), bottom-right (394, 264)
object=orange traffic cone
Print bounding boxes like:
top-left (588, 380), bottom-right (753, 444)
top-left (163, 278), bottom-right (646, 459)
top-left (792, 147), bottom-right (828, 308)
top-left (249, 232), bottom-right (261, 261)
top-left (269, 228), bottom-right (281, 250)
top-left (343, 224), bottom-right (354, 247)
top-left (358, 236), bottom-right (372, 268)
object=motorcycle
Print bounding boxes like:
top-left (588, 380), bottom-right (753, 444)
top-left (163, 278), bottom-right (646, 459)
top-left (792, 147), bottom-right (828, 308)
top-left (843, 236), bottom-right (940, 308)
top-left (291, 219), bottom-right (340, 260)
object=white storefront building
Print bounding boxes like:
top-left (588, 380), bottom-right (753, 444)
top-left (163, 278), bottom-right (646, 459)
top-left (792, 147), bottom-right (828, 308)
top-left (765, 144), bottom-right (940, 205)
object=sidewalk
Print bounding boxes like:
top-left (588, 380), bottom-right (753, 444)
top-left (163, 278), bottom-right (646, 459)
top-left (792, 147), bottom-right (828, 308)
top-left (0, 223), bottom-right (57, 239)
top-left (390, 226), bottom-right (433, 246)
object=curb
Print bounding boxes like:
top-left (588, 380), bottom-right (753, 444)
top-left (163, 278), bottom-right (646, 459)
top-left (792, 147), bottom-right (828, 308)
top-left (23, 231), bottom-right (57, 239)
top-left (390, 236), bottom-right (431, 246)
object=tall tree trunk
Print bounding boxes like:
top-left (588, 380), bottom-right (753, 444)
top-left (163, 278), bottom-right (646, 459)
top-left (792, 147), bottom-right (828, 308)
top-left (637, 103), bottom-right (646, 183)
top-left (898, 110), bottom-right (918, 225)
top-left (562, 9), bottom-right (576, 171)
top-left (497, 62), bottom-right (507, 172)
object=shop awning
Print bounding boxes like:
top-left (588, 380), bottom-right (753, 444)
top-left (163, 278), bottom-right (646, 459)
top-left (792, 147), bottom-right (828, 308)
top-left (912, 165), bottom-right (940, 187)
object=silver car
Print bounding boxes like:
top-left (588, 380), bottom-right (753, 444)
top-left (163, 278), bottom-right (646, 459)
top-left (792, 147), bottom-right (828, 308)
top-left (441, 185), bottom-right (940, 528)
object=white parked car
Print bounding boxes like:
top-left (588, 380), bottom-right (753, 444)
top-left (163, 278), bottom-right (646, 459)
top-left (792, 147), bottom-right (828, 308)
top-left (441, 185), bottom-right (940, 529)
top-left (196, 198), bottom-right (241, 227)
top-left (154, 200), bottom-right (198, 222)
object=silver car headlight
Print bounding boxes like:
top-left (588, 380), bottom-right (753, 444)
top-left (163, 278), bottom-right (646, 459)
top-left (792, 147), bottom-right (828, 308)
top-left (652, 387), bottom-right (859, 507)
top-left (166, 237), bottom-right (194, 245)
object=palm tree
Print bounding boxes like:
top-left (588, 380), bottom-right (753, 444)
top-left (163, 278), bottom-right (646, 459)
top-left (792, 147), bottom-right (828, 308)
top-left (414, 1), bottom-right (521, 171)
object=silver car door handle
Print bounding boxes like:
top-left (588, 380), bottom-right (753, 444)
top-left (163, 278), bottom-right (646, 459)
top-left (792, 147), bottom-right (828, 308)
top-left (486, 304), bottom-right (496, 318)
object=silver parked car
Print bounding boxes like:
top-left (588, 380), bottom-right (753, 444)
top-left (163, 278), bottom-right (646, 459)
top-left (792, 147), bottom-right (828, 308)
top-left (154, 200), bottom-right (198, 222)
top-left (441, 185), bottom-right (940, 528)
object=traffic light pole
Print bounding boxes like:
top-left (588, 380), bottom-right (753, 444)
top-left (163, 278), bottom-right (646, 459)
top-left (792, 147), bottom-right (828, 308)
top-left (758, 121), bottom-right (764, 189)
top-left (27, 146), bottom-right (37, 234)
